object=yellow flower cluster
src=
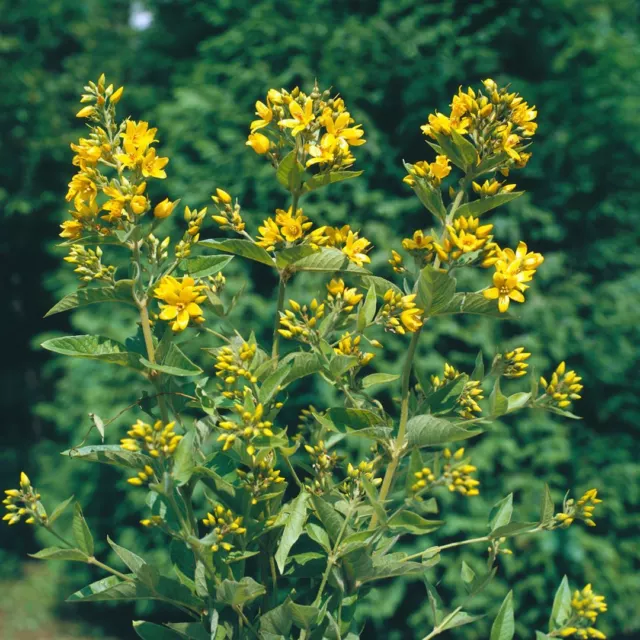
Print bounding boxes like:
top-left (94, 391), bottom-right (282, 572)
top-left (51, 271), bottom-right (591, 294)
top-left (431, 364), bottom-right (484, 419)
top-left (237, 454), bottom-right (285, 505)
top-left (3, 473), bottom-right (47, 526)
top-left (380, 289), bottom-right (424, 334)
top-left (217, 402), bottom-right (274, 455)
top-left (555, 489), bottom-right (602, 528)
top-left (435, 216), bottom-right (494, 264)
top-left (411, 448), bottom-right (480, 497)
top-left (556, 584), bottom-right (607, 639)
top-left (421, 78), bottom-right (537, 172)
top-left (154, 275), bottom-right (206, 332)
top-left (247, 84), bottom-right (366, 173)
top-left (540, 361), bottom-right (583, 410)
top-left (120, 419), bottom-right (183, 458)
top-left (388, 249), bottom-right (406, 274)
top-left (126, 464), bottom-right (156, 488)
top-left (323, 224), bottom-right (372, 267)
top-left (483, 241), bottom-right (544, 313)
top-left (62, 76), bottom-right (177, 241)
top-left (346, 460), bottom-right (382, 487)
top-left (256, 207), bottom-right (321, 251)
top-left (472, 178), bottom-right (517, 198)
top-left (64, 244), bottom-right (116, 285)
top-left (334, 332), bottom-right (375, 367)
top-left (278, 298), bottom-right (326, 343)
top-left (202, 504), bottom-right (247, 553)
top-left (500, 347), bottom-right (531, 378)
top-left (214, 342), bottom-right (258, 400)
top-left (211, 188), bottom-right (245, 233)
top-left (401, 230), bottom-right (437, 265)
top-left (403, 155), bottom-right (452, 188)
top-left (175, 206), bottom-right (208, 259)
top-left (326, 278), bottom-right (363, 312)
top-left (304, 439), bottom-right (339, 494)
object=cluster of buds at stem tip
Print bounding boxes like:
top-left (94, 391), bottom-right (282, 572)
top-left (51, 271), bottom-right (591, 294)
top-left (120, 419), bottom-right (183, 459)
top-left (326, 278), bottom-right (363, 313)
top-left (304, 439), bottom-right (339, 495)
top-left (278, 298), bottom-right (325, 343)
top-left (211, 188), bottom-right (245, 233)
top-left (203, 504), bottom-right (247, 553)
top-left (540, 361), bottom-right (583, 410)
top-left (175, 206), bottom-right (207, 258)
top-left (214, 342), bottom-right (258, 400)
top-left (554, 489), bottom-right (602, 528)
top-left (555, 583), bottom-right (607, 639)
top-left (431, 364), bottom-right (484, 419)
top-left (237, 453), bottom-right (285, 504)
top-left (144, 233), bottom-right (171, 266)
top-left (493, 346), bottom-right (531, 378)
top-left (64, 244), bottom-right (116, 285)
top-left (342, 460), bottom-right (381, 496)
top-left (217, 399), bottom-right (276, 456)
top-left (3, 473), bottom-right (47, 526)
top-left (411, 448), bottom-right (480, 498)
top-left (334, 332), bottom-right (376, 367)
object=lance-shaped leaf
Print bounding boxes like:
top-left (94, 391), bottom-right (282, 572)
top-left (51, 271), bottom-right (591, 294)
top-left (275, 245), bottom-right (317, 268)
top-left (323, 408), bottom-right (387, 433)
top-left (441, 611), bottom-right (485, 632)
top-left (216, 577), bottom-right (266, 606)
top-left (489, 493), bottom-right (513, 533)
top-left (275, 491), bottom-right (310, 573)
top-left (48, 495), bottom-right (75, 525)
top-left (415, 266), bottom-right (456, 317)
top-left (30, 547), bottom-right (88, 562)
top-left (549, 576), bottom-right (572, 632)
top-left (302, 169), bottom-right (363, 193)
top-left (356, 274), bottom-right (402, 296)
top-left (539, 483), bottom-right (555, 525)
top-left (455, 191), bottom-right (524, 218)
top-left (406, 414), bottom-right (482, 448)
top-left (61, 444), bottom-right (152, 470)
top-left (357, 284), bottom-right (377, 331)
top-left (198, 239), bottom-right (274, 266)
top-left (180, 254), bottom-right (233, 278)
top-left (289, 247), bottom-right (370, 274)
top-left (140, 343), bottom-right (202, 376)
top-left (490, 591), bottom-right (515, 640)
top-left (488, 521), bottom-right (537, 539)
top-left (280, 352), bottom-right (322, 385)
top-left (489, 379), bottom-right (509, 418)
top-left (276, 149), bottom-right (304, 192)
top-left (387, 511), bottom-right (444, 535)
top-left (310, 495), bottom-right (352, 545)
top-left (45, 280), bottom-right (135, 317)
top-left (133, 621), bottom-right (185, 640)
top-left (41, 335), bottom-right (144, 371)
top-left (436, 292), bottom-right (516, 318)
top-left (451, 129), bottom-right (479, 170)
top-left (73, 503), bottom-right (94, 556)
top-left (362, 373), bottom-right (399, 390)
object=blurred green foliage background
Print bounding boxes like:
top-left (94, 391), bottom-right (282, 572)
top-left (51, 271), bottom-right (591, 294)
top-left (2, 0), bottom-right (639, 638)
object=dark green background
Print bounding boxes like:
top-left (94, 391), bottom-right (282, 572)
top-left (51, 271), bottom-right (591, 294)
top-left (2, 0), bottom-right (639, 638)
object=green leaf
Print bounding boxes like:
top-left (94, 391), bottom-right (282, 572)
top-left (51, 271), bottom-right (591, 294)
top-left (423, 375), bottom-right (468, 415)
top-left (461, 560), bottom-right (476, 587)
top-left (451, 129), bottom-right (479, 169)
top-left (432, 132), bottom-right (466, 169)
top-left (489, 521), bottom-right (537, 539)
top-left (489, 494), bottom-right (513, 532)
top-left (415, 266), bottom-right (456, 317)
top-left (61, 445), bottom-right (151, 470)
top-left (441, 611), bottom-right (484, 632)
top-left (361, 373), bottom-right (399, 389)
top-left (193, 466), bottom-right (236, 498)
top-left (275, 491), bottom-right (310, 573)
top-left (48, 495), bottom-right (75, 525)
top-left (357, 284), bottom-right (377, 331)
top-left (302, 170), bottom-right (363, 193)
top-left (280, 352), bottom-right (322, 385)
top-left (328, 354), bottom-right (359, 378)
top-left (387, 511), bottom-right (444, 535)
top-left (540, 483), bottom-right (555, 525)
top-left (259, 365), bottom-right (291, 404)
top-left (406, 415), bottom-right (482, 448)
top-left (305, 523), bottom-right (331, 553)
top-left (29, 547), bottom-right (88, 562)
top-left (425, 579), bottom-right (445, 625)
top-left (536, 632), bottom-right (552, 640)
top-left (198, 239), bottom-right (274, 267)
top-left (289, 247), bottom-right (370, 274)
top-left (73, 503), bottom-right (94, 556)
top-left (356, 274), bottom-right (403, 297)
top-left (140, 343), bottom-right (202, 376)
top-left (507, 391), bottom-right (531, 413)
top-left (259, 602), bottom-right (292, 637)
top-left (274, 245), bottom-right (318, 268)
top-left (216, 577), bottom-right (266, 607)
top-left (181, 255), bottom-right (233, 278)
top-left (67, 575), bottom-right (134, 602)
top-left (288, 602), bottom-right (321, 629)
top-left (360, 476), bottom-right (387, 525)
top-left (171, 430), bottom-right (195, 486)
top-left (437, 292), bottom-right (515, 318)
top-left (455, 191), bottom-right (524, 218)
top-left (276, 149), bottom-right (303, 192)
top-left (472, 351), bottom-right (485, 381)
top-left (490, 591), bottom-right (515, 640)
top-left (414, 182), bottom-right (448, 220)
top-left (41, 335), bottom-right (143, 371)
top-left (133, 621), bottom-right (184, 640)
top-left (310, 495), bottom-right (350, 545)
top-left (489, 379), bottom-right (509, 418)
top-left (45, 280), bottom-right (135, 317)
top-left (107, 536), bottom-right (146, 575)
top-left (549, 576), bottom-right (572, 632)
top-left (166, 623), bottom-right (210, 640)
top-left (324, 408), bottom-right (386, 432)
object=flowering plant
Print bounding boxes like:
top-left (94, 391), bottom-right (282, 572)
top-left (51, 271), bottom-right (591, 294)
top-left (6, 75), bottom-right (607, 639)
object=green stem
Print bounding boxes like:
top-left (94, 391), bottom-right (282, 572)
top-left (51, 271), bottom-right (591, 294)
top-left (272, 275), bottom-right (287, 361)
top-left (422, 605), bottom-right (463, 640)
top-left (44, 525), bottom-right (74, 549)
top-left (87, 556), bottom-right (132, 583)
top-left (370, 329), bottom-right (421, 527)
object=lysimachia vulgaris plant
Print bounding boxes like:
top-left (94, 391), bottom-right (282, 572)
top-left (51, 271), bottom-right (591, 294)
top-left (8, 74), bottom-right (608, 639)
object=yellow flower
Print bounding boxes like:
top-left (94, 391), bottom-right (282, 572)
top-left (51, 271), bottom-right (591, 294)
top-left (250, 100), bottom-right (273, 131)
top-left (483, 261), bottom-right (526, 313)
top-left (256, 217), bottom-right (284, 251)
top-left (306, 133), bottom-right (340, 167)
top-left (274, 207), bottom-right (313, 242)
top-left (246, 132), bottom-right (271, 154)
top-left (540, 362), bottom-right (583, 410)
top-left (501, 347), bottom-right (531, 378)
top-left (203, 504), bottom-right (247, 553)
top-left (121, 120), bottom-right (157, 154)
top-left (429, 155), bottom-right (451, 181)
top-left (389, 249), bottom-right (406, 273)
top-left (76, 106), bottom-right (95, 118)
top-left (154, 276), bottom-right (206, 331)
top-left (214, 188), bottom-right (232, 204)
top-left (380, 289), bottom-right (423, 335)
top-left (59, 220), bottom-right (84, 239)
top-left (279, 97), bottom-right (315, 136)
top-left (120, 420), bottom-right (182, 458)
top-left (334, 332), bottom-right (374, 366)
top-left (71, 138), bottom-right (102, 168)
top-left (141, 148), bottom-right (169, 179)
top-left (217, 401), bottom-right (275, 455)
top-left (110, 86), bottom-right (124, 104)
top-left (154, 198), bottom-right (179, 219)
top-left (500, 122), bottom-right (522, 161)
top-left (66, 173), bottom-right (97, 203)
top-left (402, 230), bottom-right (436, 253)
top-left (445, 215), bottom-right (494, 257)
top-left (130, 195), bottom-right (149, 215)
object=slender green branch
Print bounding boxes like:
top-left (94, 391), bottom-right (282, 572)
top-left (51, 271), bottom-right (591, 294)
top-left (87, 556), bottom-right (132, 583)
top-left (422, 605), bottom-right (464, 640)
top-left (272, 275), bottom-right (287, 361)
top-left (43, 525), bottom-right (74, 549)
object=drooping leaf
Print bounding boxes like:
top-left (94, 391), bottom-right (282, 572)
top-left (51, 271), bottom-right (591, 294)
top-left (73, 503), bottom-right (94, 556)
top-left (29, 547), bottom-right (88, 562)
top-left (455, 191), bottom-right (524, 218)
top-left (41, 335), bottom-right (144, 371)
top-left (275, 491), bottom-right (310, 573)
top-left (490, 591), bottom-right (515, 640)
top-left (198, 239), bottom-right (274, 267)
top-left (45, 280), bottom-right (136, 317)
top-left (61, 445), bottom-right (152, 470)
top-left (489, 521), bottom-right (537, 539)
top-left (406, 414), bottom-right (482, 448)
top-left (387, 511), bottom-right (443, 535)
top-left (415, 266), bottom-right (456, 317)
